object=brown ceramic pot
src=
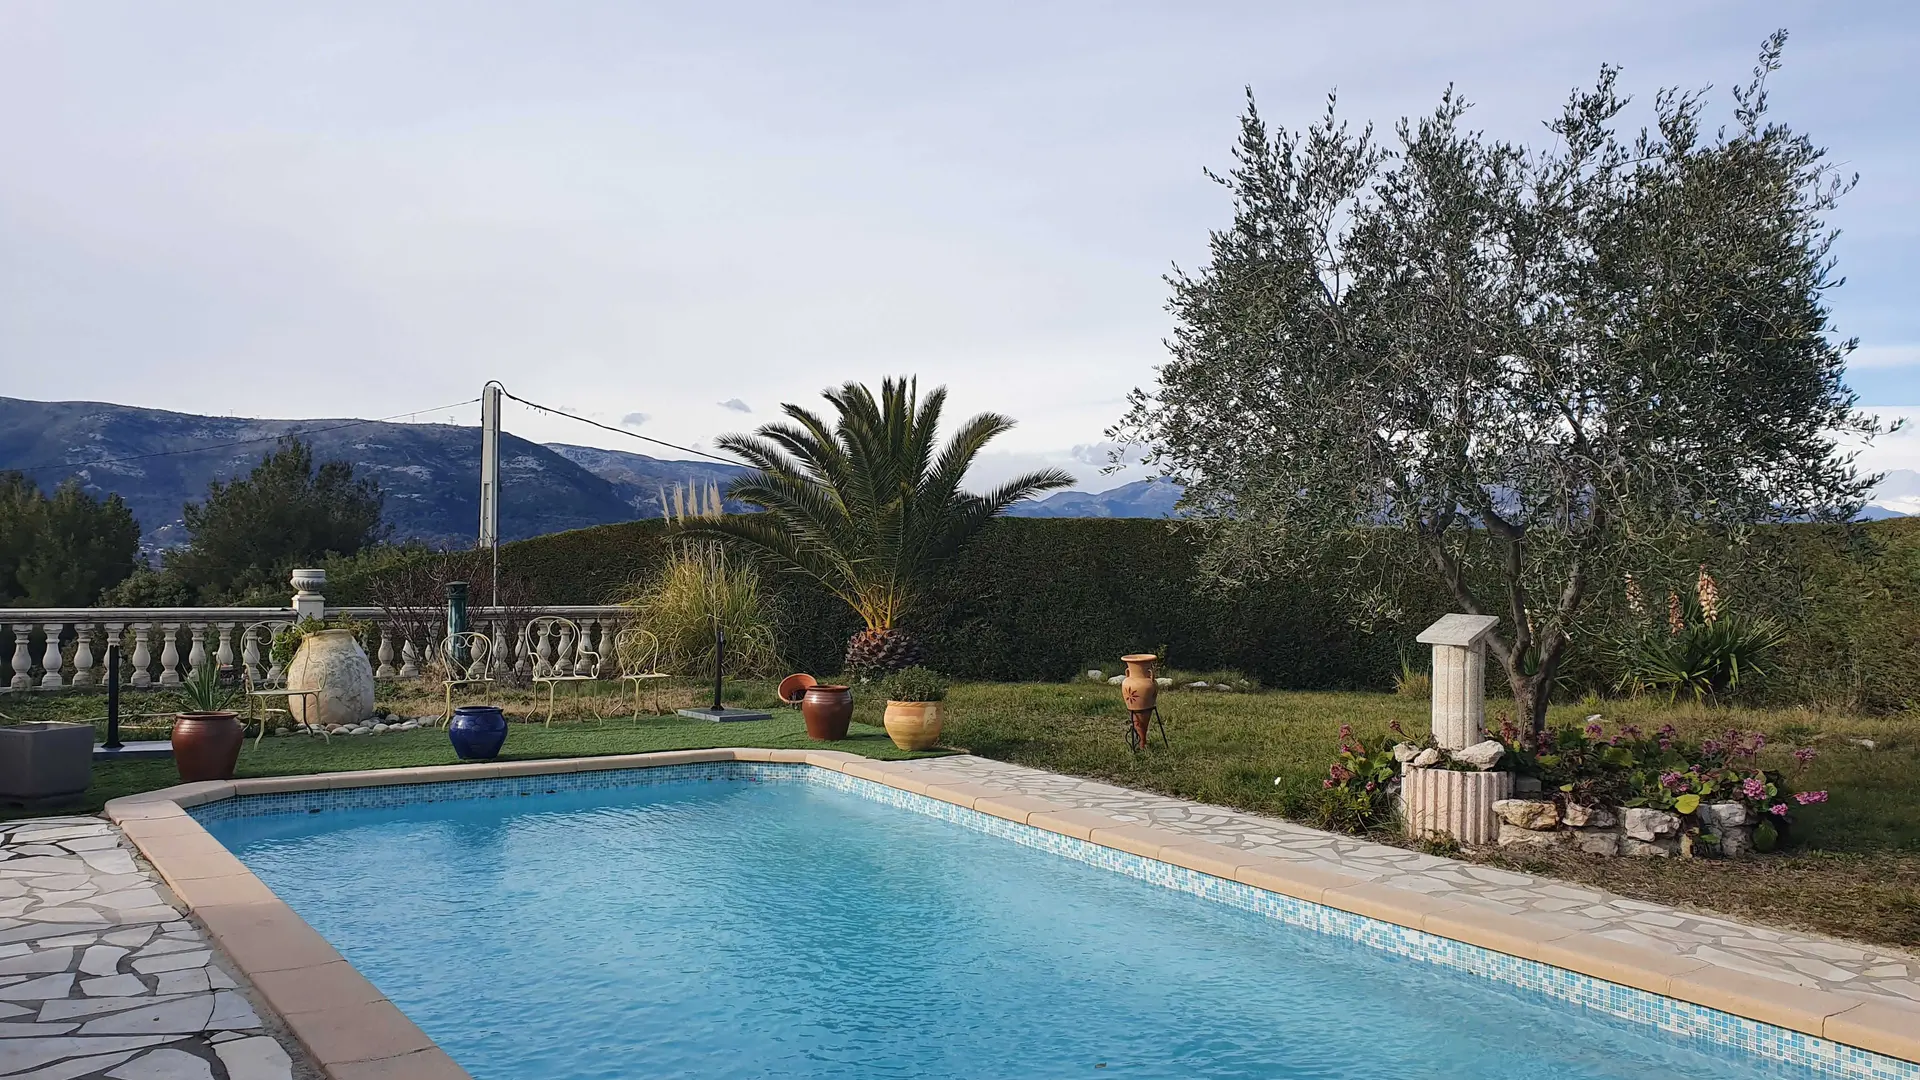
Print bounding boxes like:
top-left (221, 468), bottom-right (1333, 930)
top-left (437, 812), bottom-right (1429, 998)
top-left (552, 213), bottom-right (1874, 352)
top-left (172, 712), bottom-right (243, 783)
top-left (801, 685), bottom-right (853, 741)
top-left (882, 701), bottom-right (943, 751)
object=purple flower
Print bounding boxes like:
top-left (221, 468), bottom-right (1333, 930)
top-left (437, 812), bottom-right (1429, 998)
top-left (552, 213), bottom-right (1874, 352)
top-left (1770, 803), bottom-right (1790, 817)
top-left (1658, 724), bottom-right (1678, 739)
top-left (1389, 720), bottom-right (1405, 736)
top-left (1585, 722), bottom-right (1604, 738)
top-left (1619, 725), bottom-right (1642, 740)
top-left (1700, 739), bottom-right (1723, 756)
top-left (1365, 781), bottom-right (1377, 792)
top-left (1794, 790), bottom-right (1828, 805)
top-left (1741, 776), bottom-right (1766, 800)
top-left (1793, 747), bottom-right (1817, 764)
top-left (1659, 771), bottom-right (1687, 791)
top-left (1657, 738), bottom-right (1673, 751)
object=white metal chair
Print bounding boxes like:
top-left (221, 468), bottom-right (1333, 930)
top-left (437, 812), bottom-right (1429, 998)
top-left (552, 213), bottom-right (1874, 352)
top-left (241, 620), bottom-right (326, 747)
top-left (614, 628), bottom-right (671, 718)
top-left (522, 617), bottom-right (602, 726)
top-left (439, 631), bottom-right (496, 726)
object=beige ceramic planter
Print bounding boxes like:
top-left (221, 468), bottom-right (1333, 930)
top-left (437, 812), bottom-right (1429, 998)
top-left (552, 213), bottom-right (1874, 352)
top-left (882, 700), bottom-right (943, 750)
top-left (285, 628), bottom-right (376, 730)
top-left (1402, 766), bottom-right (1512, 846)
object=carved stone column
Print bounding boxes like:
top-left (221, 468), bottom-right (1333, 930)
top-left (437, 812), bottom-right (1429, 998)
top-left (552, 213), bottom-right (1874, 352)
top-left (1416, 613), bottom-right (1502, 750)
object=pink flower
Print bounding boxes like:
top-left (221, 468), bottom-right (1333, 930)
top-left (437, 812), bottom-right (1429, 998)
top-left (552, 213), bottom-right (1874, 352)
top-left (1793, 747), bottom-right (1817, 764)
top-left (1619, 725), bottom-right (1642, 740)
top-left (1770, 803), bottom-right (1790, 817)
top-left (1659, 771), bottom-right (1688, 792)
top-left (1323, 779), bottom-right (1334, 789)
top-left (1701, 739), bottom-right (1723, 756)
top-left (1793, 790), bottom-right (1828, 805)
top-left (1741, 776), bottom-right (1766, 799)
top-left (1364, 781), bottom-right (1377, 792)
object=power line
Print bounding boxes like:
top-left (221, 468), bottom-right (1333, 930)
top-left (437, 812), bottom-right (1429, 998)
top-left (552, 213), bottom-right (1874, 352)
top-left (10, 398), bottom-right (483, 475)
top-left (496, 387), bottom-right (747, 467)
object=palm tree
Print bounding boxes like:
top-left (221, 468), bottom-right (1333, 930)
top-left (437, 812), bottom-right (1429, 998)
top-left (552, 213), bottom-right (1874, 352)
top-left (698, 377), bottom-right (1073, 676)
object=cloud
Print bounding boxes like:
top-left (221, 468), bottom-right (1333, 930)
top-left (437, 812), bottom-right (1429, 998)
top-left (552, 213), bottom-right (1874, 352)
top-left (620, 412), bottom-right (650, 427)
top-left (717, 399), bottom-right (752, 413)
top-left (1849, 345), bottom-right (1920, 370)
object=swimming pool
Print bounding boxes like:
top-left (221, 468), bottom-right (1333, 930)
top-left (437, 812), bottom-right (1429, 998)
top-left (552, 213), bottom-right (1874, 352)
top-left (200, 765), bottom-right (1872, 1079)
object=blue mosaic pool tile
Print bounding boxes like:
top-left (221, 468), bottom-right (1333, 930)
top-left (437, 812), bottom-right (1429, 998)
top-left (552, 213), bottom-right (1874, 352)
top-left (190, 761), bottom-right (1918, 1080)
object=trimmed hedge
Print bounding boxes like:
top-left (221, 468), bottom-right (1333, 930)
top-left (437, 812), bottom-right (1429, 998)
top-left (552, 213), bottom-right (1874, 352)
top-left (338, 515), bottom-right (1920, 709)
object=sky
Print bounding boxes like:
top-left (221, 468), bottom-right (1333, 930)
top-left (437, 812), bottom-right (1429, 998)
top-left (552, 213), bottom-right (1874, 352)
top-left (1, 2), bottom-right (1916, 492)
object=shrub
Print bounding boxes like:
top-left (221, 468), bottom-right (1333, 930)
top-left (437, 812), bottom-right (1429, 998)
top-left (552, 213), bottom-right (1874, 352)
top-left (1307, 724), bottom-right (1401, 834)
top-left (621, 542), bottom-right (781, 678)
top-left (879, 666), bottom-right (948, 702)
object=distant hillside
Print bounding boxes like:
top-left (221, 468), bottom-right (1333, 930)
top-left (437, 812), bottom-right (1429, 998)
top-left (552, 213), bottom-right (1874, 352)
top-left (0, 397), bottom-right (655, 549)
top-left (1006, 477), bottom-right (1185, 518)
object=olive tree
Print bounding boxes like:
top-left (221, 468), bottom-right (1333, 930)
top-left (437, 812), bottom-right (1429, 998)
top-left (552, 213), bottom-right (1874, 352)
top-left (1116, 34), bottom-right (1882, 731)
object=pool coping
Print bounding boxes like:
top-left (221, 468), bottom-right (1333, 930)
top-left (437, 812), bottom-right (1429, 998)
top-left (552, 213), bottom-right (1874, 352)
top-left (103, 748), bottom-right (1920, 1076)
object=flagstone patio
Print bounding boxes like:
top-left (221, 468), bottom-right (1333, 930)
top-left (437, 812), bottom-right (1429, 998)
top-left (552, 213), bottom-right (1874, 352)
top-left (0, 817), bottom-right (308, 1080)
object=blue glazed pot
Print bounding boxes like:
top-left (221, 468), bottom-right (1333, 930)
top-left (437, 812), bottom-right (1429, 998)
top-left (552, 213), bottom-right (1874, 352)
top-left (448, 705), bottom-right (507, 761)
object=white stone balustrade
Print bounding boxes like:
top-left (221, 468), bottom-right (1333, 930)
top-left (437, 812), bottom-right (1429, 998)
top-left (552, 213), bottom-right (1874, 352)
top-left (1, 593), bottom-right (632, 692)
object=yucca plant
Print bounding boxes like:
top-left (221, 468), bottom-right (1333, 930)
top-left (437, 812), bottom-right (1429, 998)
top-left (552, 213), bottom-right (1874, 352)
top-left (697, 377), bottom-right (1073, 678)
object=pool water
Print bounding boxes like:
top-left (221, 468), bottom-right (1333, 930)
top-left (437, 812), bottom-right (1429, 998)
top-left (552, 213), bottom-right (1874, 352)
top-left (206, 775), bottom-right (1804, 1080)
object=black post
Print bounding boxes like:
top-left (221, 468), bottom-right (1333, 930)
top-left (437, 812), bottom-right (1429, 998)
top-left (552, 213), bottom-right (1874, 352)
top-left (710, 623), bottom-right (727, 712)
top-left (104, 643), bottom-right (122, 750)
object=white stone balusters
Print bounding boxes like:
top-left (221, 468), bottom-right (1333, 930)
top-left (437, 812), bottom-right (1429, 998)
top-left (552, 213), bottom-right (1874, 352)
top-left (375, 630), bottom-right (396, 679)
top-left (536, 624), bottom-right (556, 678)
top-left (556, 623), bottom-right (576, 676)
top-left (158, 624), bottom-right (182, 686)
top-left (215, 623), bottom-right (237, 674)
top-left (186, 624), bottom-right (209, 679)
top-left (399, 637), bottom-right (421, 679)
top-left (243, 626), bottom-right (265, 684)
top-left (103, 624), bottom-right (126, 686)
top-left (130, 623), bottom-right (153, 687)
top-left (490, 622), bottom-right (511, 677)
top-left (514, 624), bottom-right (532, 677)
top-left (71, 626), bottom-right (96, 687)
top-left (38, 623), bottom-right (65, 688)
top-left (591, 621), bottom-right (611, 677)
top-left (7, 624), bottom-right (28, 689)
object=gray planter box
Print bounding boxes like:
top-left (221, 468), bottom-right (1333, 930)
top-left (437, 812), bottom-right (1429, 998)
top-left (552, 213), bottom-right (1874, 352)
top-left (0, 722), bottom-right (95, 807)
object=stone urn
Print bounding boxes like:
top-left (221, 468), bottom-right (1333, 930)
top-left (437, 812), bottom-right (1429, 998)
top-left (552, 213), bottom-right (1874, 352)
top-left (801, 685), bottom-right (853, 741)
top-left (285, 629), bottom-right (376, 731)
top-left (882, 701), bottom-right (943, 751)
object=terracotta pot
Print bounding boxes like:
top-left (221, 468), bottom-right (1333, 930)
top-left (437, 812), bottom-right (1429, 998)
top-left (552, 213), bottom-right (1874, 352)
top-left (1120, 653), bottom-right (1159, 712)
top-left (801, 685), bottom-right (853, 741)
top-left (172, 712), bottom-right (243, 783)
top-left (286, 629), bottom-right (376, 731)
top-left (777, 672), bottom-right (818, 706)
top-left (882, 701), bottom-right (943, 751)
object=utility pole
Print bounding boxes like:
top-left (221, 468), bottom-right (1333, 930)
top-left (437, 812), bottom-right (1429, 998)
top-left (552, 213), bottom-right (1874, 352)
top-left (479, 381), bottom-right (503, 607)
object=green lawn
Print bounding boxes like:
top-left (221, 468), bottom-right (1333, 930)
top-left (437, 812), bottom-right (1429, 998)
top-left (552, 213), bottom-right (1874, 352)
top-left (5, 676), bottom-right (1916, 950)
top-left (0, 678), bottom-right (937, 817)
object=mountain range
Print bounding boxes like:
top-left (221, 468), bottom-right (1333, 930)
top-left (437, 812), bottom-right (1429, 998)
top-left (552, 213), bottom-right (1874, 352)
top-left (2, 397), bottom-right (1909, 550)
top-left (0, 397), bottom-right (1184, 550)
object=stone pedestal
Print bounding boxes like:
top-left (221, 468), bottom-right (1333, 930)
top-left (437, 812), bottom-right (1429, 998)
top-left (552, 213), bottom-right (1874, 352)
top-left (1416, 614), bottom-right (1502, 749)
top-left (1403, 767), bottom-right (1512, 846)
top-left (291, 569), bottom-right (326, 622)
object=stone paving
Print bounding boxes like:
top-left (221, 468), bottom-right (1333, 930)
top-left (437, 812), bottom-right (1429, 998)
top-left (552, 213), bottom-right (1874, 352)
top-left (0, 817), bottom-right (311, 1080)
top-left (894, 754), bottom-right (1920, 1008)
